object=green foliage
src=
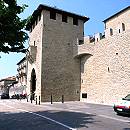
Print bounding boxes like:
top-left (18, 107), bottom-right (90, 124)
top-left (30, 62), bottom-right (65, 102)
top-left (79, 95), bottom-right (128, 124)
top-left (0, 0), bottom-right (28, 53)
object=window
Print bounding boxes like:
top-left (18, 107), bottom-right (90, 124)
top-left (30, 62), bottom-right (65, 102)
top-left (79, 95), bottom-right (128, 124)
top-left (73, 17), bottom-right (78, 25)
top-left (81, 79), bottom-right (83, 83)
top-left (30, 27), bottom-right (32, 33)
top-left (122, 23), bottom-right (125, 31)
top-left (35, 20), bottom-right (37, 26)
top-left (32, 24), bottom-right (35, 29)
top-left (119, 29), bottom-right (120, 33)
top-left (79, 40), bottom-right (84, 45)
top-left (50, 11), bottom-right (56, 20)
top-left (83, 31), bottom-right (84, 36)
top-left (108, 67), bottom-right (110, 72)
top-left (110, 28), bottom-right (113, 36)
top-left (22, 76), bottom-right (23, 82)
top-left (62, 14), bottom-right (67, 23)
top-left (82, 93), bottom-right (87, 98)
top-left (39, 13), bottom-right (41, 21)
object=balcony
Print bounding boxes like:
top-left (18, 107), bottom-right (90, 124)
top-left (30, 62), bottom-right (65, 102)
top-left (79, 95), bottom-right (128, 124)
top-left (73, 42), bottom-right (94, 58)
top-left (27, 45), bottom-right (37, 63)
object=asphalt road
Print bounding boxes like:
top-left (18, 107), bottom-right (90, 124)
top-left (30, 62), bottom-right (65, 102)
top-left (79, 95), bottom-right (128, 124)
top-left (0, 99), bottom-right (130, 130)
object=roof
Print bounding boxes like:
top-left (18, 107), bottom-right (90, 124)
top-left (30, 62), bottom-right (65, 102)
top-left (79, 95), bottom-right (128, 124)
top-left (0, 76), bottom-right (16, 82)
top-left (26, 4), bottom-right (89, 30)
top-left (17, 57), bottom-right (26, 65)
top-left (103, 6), bottom-right (130, 22)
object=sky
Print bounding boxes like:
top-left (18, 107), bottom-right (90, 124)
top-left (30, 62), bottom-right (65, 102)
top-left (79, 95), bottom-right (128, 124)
top-left (0, 0), bottom-right (130, 79)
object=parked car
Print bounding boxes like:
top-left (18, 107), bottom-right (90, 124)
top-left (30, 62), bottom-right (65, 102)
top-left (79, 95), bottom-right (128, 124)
top-left (113, 94), bottom-right (130, 115)
top-left (11, 94), bottom-right (27, 99)
top-left (1, 93), bottom-right (9, 99)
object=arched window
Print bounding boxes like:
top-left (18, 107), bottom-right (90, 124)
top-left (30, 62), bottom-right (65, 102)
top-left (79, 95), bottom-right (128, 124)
top-left (122, 23), bottom-right (125, 31)
top-left (110, 28), bottom-right (113, 36)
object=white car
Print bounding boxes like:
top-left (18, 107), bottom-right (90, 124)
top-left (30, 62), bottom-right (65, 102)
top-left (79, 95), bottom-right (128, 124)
top-left (113, 94), bottom-right (130, 115)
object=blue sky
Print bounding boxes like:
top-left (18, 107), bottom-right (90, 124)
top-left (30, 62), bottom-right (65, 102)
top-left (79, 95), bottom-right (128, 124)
top-left (0, 0), bottom-right (130, 79)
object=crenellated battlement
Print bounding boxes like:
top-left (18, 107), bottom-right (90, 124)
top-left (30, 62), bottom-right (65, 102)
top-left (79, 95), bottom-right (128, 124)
top-left (84, 21), bottom-right (129, 44)
top-left (84, 32), bottom-right (105, 44)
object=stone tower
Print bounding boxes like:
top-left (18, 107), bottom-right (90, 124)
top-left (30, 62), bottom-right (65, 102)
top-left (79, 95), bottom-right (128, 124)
top-left (26, 4), bottom-right (89, 102)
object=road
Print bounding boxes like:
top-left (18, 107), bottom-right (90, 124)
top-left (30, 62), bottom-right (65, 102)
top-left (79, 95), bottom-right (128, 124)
top-left (0, 99), bottom-right (130, 130)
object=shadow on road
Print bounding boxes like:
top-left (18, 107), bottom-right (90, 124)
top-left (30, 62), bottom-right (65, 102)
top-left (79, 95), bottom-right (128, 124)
top-left (0, 110), bottom-right (97, 130)
top-left (37, 110), bottom-right (98, 128)
top-left (117, 113), bottom-right (130, 118)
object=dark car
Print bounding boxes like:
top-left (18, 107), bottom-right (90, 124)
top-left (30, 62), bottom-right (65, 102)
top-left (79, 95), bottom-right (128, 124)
top-left (113, 94), bottom-right (130, 115)
top-left (1, 93), bottom-right (9, 99)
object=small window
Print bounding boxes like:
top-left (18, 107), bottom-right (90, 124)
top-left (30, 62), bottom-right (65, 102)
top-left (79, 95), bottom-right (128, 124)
top-left (30, 27), bottom-right (32, 33)
top-left (79, 40), bottom-right (84, 45)
top-left (119, 29), bottom-right (120, 33)
top-left (34, 41), bottom-right (36, 46)
top-left (35, 19), bottom-right (37, 26)
top-left (39, 13), bottom-right (41, 21)
top-left (62, 14), bottom-right (67, 23)
top-left (81, 79), bottom-right (83, 83)
top-left (82, 93), bottom-right (87, 98)
top-left (32, 24), bottom-right (35, 29)
top-left (122, 23), bottom-right (125, 31)
top-left (50, 11), bottom-right (56, 20)
top-left (108, 67), bottom-right (110, 72)
top-left (83, 31), bottom-right (84, 36)
top-left (73, 17), bottom-right (78, 25)
top-left (110, 28), bottom-right (113, 36)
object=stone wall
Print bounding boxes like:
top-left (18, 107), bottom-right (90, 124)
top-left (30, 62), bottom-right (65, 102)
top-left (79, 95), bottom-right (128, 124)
top-left (27, 8), bottom-right (86, 102)
top-left (26, 11), bottom-right (43, 99)
top-left (40, 10), bottom-right (84, 102)
top-left (79, 25), bottom-right (130, 105)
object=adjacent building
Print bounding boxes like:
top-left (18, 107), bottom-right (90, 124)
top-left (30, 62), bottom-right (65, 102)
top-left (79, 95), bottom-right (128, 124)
top-left (16, 57), bottom-right (27, 87)
top-left (0, 76), bottom-right (16, 96)
top-left (14, 57), bottom-right (27, 95)
top-left (9, 57), bottom-right (28, 98)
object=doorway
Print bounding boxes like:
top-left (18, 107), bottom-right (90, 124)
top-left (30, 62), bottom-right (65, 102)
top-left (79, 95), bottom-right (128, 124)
top-left (30, 68), bottom-right (36, 100)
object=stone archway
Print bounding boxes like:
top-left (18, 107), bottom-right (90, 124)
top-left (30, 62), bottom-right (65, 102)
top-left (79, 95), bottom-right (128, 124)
top-left (30, 68), bottom-right (36, 100)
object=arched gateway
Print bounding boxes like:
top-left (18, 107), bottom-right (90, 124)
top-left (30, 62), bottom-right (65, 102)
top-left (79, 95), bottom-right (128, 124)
top-left (30, 68), bottom-right (36, 100)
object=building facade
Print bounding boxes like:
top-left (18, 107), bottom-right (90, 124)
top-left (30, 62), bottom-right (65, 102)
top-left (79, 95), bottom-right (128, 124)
top-left (14, 57), bottom-right (27, 95)
top-left (79, 6), bottom-right (130, 104)
top-left (0, 76), bottom-right (16, 96)
top-left (26, 5), bottom-right (130, 104)
top-left (26, 4), bottom-right (89, 102)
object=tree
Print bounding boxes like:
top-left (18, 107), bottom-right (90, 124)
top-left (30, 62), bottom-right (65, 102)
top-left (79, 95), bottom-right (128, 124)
top-left (0, 0), bottom-right (28, 53)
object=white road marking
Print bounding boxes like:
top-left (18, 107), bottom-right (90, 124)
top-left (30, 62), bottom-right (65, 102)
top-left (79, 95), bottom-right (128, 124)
top-left (2, 103), bottom-right (77, 130)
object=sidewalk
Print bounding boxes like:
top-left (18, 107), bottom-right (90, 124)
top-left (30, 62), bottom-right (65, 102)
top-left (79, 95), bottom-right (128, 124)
top-left (13, 98), bottom-right (113, 112)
